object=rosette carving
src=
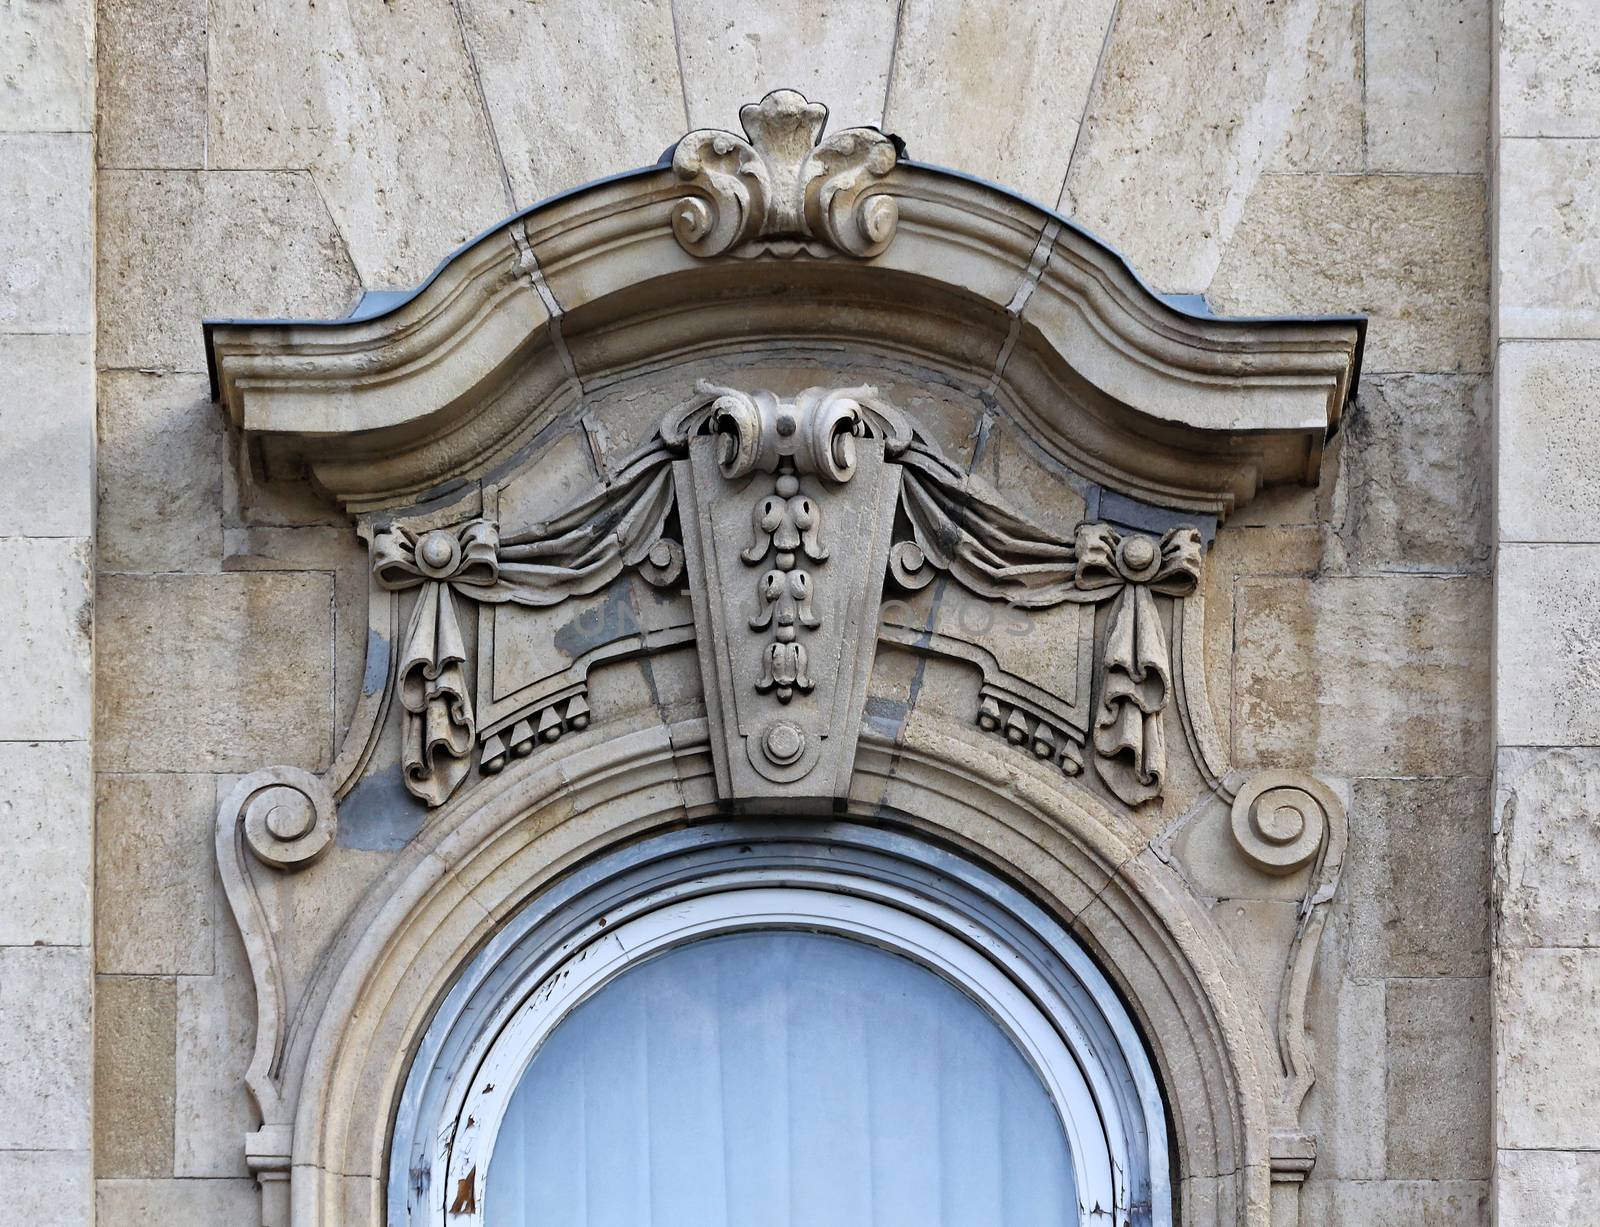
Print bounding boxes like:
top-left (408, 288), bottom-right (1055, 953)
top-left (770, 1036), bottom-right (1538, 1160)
top-left (671, 89), bottom-right (900, 259)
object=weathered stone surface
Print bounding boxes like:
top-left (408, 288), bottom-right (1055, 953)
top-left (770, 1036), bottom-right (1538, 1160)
top-left (1496, 1149), bottom-right (1600, 1227)
top-left (0, 333), bottom-right (93, 536)
top-left (95, 774), bottom-right (215, 975)
top-left (1297, 1179), bottom-right (1488, 1225)
top-left (96, 0), bottom-right (206, 167)
top-left (222, 525), bottom-right (369, 735)
top-left (0, 0), bottom-right (93, 131)
top-left (208, 0), bottom-right (509, 287)
top-left (1497, 341), bottom-right (1600, 542)
top-left (1210, 174), bottom-right (1489, 374)
top-left (174, 926), bottom-right (254, 1177)
top-left (1498, 139), bottom-right (1600, 339)
top-left (1301, 975), bottom-right (1386, 1178)
top-left (883, 0), bottom-right (1115, 204)
top-left (1064, 0), bottom-right (1362, 291)
top-left (95, 975), bottom-right (177, 1178)
top-left (96, 573), bottom-right (333, 773)
top-left (95, 1177), bottom-right (259, 1224)
top-left (1497, 748), bottom-right (1600, 948)
top-left (0, 133), bottom-right (92, 331)
top-left (99, 372), bottom-right (222, 573)
top-left (1499, 0), bottom-right (1600, 138)
top-left (1345, 776), bottom-right (1491, 978)
top-left (0, 1149), bottom-right (91, 1227)
top-left (1497, 947), bottom-right (1600, 1150)
top-left (1495, 545), bottom-right (1600, 746)
top-left (1235, 576), bottom-right (1491, 776)
top-left (458, 0), bottom-right (684, 207)
top-left (0, 741), bottom-right (90, 947)
top-left (1340, 375), bottom-right (1490, 573)
top-left (1366, 0), bottom-right (1490, 172)
top-left (1386, 977), bottom-right (1491, 1179)
top-left (675, 0), bottom-right (898, 132)
top-left (0, 946), bottom-right (91, 1149)
top-left (97, 169), bottom-right (360, 372)
top-left (0, 536), bottom-right (92, 741)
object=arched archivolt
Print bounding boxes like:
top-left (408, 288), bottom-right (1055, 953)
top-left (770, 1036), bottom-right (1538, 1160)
top-left (279, 714), bottom-right (1275, 1227)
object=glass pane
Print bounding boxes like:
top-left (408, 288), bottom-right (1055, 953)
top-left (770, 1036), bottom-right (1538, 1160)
top-left (485, 930), bottom-right (1078, 1227)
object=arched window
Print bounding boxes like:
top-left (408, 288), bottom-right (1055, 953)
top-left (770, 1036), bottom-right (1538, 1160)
top-left (389, 823), bottom-right (1171, 1227)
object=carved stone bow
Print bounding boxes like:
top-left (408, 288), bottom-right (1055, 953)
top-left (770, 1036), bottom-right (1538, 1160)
top-left (1073, 524), bottom-right (1203, 806)
top-left (371, 521), bottom-right (502, 806)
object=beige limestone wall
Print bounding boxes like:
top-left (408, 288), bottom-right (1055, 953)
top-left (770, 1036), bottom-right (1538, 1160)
top-left (0, 2), bottom-right (97, 1225)
top-left (87, 2), bottom-right (1493, 1224)
top-left (1492, 2), bottom-right (1600, 1222)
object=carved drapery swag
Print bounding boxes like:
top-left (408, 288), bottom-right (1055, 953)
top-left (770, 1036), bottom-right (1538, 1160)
top-left (370, 455), bottom-right (677, 803)
top-left (371, 381), bottom-right (1203, 807)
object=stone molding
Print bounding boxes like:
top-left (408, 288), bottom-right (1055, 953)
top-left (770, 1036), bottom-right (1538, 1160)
top-left (204, 93), bottom-right (1363, 1227)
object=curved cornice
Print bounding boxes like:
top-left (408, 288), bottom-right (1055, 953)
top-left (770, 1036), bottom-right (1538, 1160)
top-left (206, 110), bottom-right (1363, 520)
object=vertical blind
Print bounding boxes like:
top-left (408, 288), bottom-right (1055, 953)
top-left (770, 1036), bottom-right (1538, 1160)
top-left (485, 930), bottom-right (1079, 1227)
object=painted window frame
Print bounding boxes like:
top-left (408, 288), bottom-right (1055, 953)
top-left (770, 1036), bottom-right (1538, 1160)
top-left (388, 822), bottom-right (1172, 1227)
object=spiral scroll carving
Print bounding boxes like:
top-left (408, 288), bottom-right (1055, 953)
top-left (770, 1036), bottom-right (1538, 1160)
top-left (238, 767), bottom-right (336, 870)
top-left (1230, 770), bottom-right (1342, 876)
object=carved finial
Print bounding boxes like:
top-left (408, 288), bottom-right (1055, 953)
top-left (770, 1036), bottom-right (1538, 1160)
top-left (671, 89), bottom-right (900, 259)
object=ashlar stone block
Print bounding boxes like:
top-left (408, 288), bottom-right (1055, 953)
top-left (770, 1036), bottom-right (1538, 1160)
top-left (96, 572), bottom-right (334, 773)
top-left (0, 946), bottom-right (91, 1150)
top-left (96, 1177), bottom-right (259, 1224)
top-left (207, 0), bottom-right (510, 287)
top-left (1496, 1149), bottom-right (1600, 1227)
top-left (1497, 139), bottom-right (1600, 340)
top-left (174, 924), bottom-right (255, 1177)
top-left (97, 169), bottom-right (361, 372)
top-left (96, 0), bottom-right (206, 167)
top-left (1497, 341), bottom-right (1600, 543)
top-left (98, 371), bottom-right (223, 574)
top-left (1495, 545), bottom-right (1600, 746)
top-left (0, 1150), bottom-right (91, 1227)
top-left (95, 773), bottom-right (216, 975)
top-left (1365, 0), bottom-right (1489, 172)
top-left (1064, 0), bottom-right (1363, 291)
top-left (1498, 0), bottom-right (1600, 138)
top-left (884, 0), bottom-right (1116, 205)
top-left (0, 0), bottom-right (94, 131)
top-left (1340, 375), bottom-right (1490, 573)
top-left (0, 132), bottom-right (92, 332)
top-left (1234, 575), bottom-right (1490, 777)
top-left (1496, 947), bottom-right (1600, 1150)
top-left (1297, 1179), bottom-right (1488, 1226)
top-left (1497, 747), bottom-right (1600, 949)
top-left (1345, 776), bottom-right (1491, 979)
top-left (458, 0), bottom-right (684, 208)
top-left (676, 0), bottom-right (898, 132)
top-left (0, 332), bottom-right (93, 537)
top-left (0, 535), bottom-right (92, 741)
top-left (1210, 173), bottom-right (1489, 373)
top-left (1385, 977), bottom-right (1491, 1180)
top-left (94, 975), bottom-right (177, 1179)
top-left (0, 741), bottom-right (90, 946)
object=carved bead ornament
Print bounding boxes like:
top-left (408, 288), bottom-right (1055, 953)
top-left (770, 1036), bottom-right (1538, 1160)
top-left (672, 89), bottom-right (900, 259)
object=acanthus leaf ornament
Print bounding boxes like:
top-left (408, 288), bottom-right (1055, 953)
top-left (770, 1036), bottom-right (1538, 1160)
top-left (671, 88), bottom-right (900, 260)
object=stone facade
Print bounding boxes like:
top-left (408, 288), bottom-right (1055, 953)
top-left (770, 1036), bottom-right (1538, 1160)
top-left (0, 1), bottom-right (1580, 1224)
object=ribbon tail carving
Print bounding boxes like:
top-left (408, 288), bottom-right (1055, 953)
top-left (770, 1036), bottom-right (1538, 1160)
top-left (397, 581), bottom-right (475, 806)
top-left (1093, 584), bottom-right (1172, 806)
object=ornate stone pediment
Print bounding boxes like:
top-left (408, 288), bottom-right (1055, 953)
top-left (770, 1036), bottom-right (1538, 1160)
top-left (205, 92), bottom-right (1365, 1227)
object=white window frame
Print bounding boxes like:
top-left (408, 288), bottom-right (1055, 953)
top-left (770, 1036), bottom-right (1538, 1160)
top-left (388, 823), bottom-right (1171, 1227)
